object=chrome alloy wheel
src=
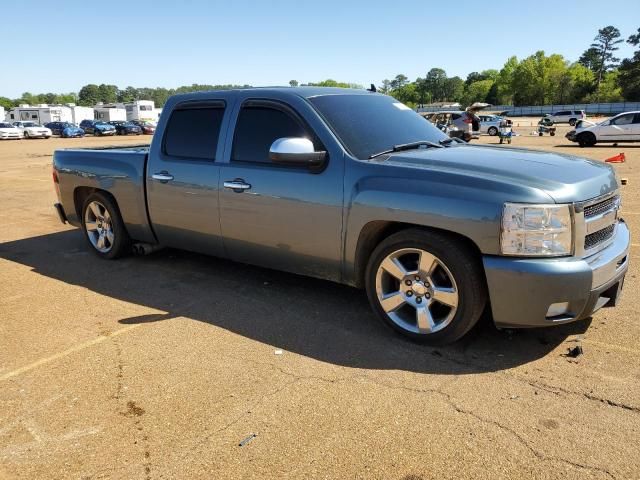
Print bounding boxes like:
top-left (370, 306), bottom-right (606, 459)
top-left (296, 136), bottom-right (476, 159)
top-left (84, 201), bottom-right (115, 253)
top-left (375, 248), bottom-right (459, 334)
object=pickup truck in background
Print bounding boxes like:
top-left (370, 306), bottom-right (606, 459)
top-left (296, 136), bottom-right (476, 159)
top-left (52, 87), bottom-right (630, 345)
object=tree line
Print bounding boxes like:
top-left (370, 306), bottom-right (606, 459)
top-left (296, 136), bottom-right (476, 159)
top-left (377, 25), bottom-right (640, 108)
top-left (1, 25), bottom-right (638, 111)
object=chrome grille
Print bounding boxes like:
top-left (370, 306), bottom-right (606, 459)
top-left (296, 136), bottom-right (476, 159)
top-left (584, 196), bottom-right (618, 218)
top-left (584, 224), bottom-right (615, 250)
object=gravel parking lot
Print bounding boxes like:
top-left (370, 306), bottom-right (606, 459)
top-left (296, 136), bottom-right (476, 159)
top-left (1, 125), bottom-right (639, 479)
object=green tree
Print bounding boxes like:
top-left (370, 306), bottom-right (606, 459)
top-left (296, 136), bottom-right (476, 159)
top-left (589, 26), bottom-right (624, 93)
top-left (584, 71), bottom-right (623, 102)
top-left (97, 84), bottom-right (118, 103)
top-left (378, 79), bottom-right (392, 94)
top-left (618, 28), bottom-right (640, 101)
top-left (78, 84), bottom-right (100, 106)
top-left (289, 80), bottom-right (298, 87)
top-left (390, 74), bottom-right (409, 90)
top-left (461, 79), bottom-right (494, 106)
top-left (424, 68), bottom-right (448, 102)
top-left (579, 47), bottom-right (603, 73)
top-left (0, 97), bottom-right (13, 110)
top-left (494, 56), bottom-right (518, 104)
top-left (443, 76), bottom-right (464, 102)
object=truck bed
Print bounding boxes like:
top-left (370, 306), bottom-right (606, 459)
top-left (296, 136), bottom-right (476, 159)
top-left (53, 145), bottom-right (156, 244)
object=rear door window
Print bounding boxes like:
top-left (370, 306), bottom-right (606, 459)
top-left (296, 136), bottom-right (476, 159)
top-left (163, 104), bottom-right (225, 160)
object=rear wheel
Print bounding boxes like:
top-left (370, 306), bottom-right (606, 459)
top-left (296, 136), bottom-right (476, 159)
top-left (487, 126), bottom-right (498, 136)
top-left (569, 118), bottom-right (577, 126)
top-left (365, 229), bottom-right (486, 345)
top-left (24, 131), bottom-right (30, 139)
top-left (81, 192), bottom-right (130, 259)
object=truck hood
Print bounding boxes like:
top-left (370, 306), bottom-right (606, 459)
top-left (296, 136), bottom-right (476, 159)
top-left (380, 145), bottom-right (618, 203)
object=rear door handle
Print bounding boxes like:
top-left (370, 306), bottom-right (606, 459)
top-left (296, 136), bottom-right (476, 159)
top-left (223, 179), bottom-right (251, 192)
top-left (152, 172), bottom-right (174, 183)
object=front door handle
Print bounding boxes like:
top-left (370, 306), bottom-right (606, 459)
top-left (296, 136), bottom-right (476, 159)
top-left (223, 179), bottom-right (251, 192)
top-left (152, 172), bottom-right (174, 183)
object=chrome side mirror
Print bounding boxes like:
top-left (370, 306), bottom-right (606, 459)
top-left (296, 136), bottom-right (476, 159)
top-left (269, 137), bottom-right (327, 169)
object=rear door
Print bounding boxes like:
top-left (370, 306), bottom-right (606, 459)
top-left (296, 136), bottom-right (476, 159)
top-left (217, 97), bottom-right (344, 281)
top-left (146, 99), bottom-right (231, 256)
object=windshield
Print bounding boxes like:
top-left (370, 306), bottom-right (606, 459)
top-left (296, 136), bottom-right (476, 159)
top-left (308, 94), bottom-right (448, 160)
top-left (0, 123), bottom-right (13, 128)
top-left (23, 122), bottom-right (38, 127)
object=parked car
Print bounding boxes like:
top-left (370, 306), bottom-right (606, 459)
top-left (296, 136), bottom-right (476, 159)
top-left (61, 123), bottom-right (85, 138)
top-left (130, 120), bottom-right (156, 135)
top-left (477, 115), bottom-right (508, 136)
top-left (45, 122), bottom-right (72, 136)
top-left (12, 121), bottom-right (52, 139)
top-left (0, 122), bottom-right (22, 140)
top-left (79, 120), bottom-right (116, 136)
top-left (421, 111), bottom-right (480, 141)
top-left (546, 110), bottom-right (586, 126)
top-left (108, 121), bottom-right (142, 135)
top-left (566, 111), bottom-right (640, 147)
top-left (52, 87), bottom-right (629, 345)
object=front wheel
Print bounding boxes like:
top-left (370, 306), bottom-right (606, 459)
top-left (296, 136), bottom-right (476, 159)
top-left (24, 131), bottom-right (30, 139)
top-left (487, 126), bottom-right (498, 136)
top-left (81, 192), bottom-right (130, 259)
top-left (365, 229), bottom-right (486, 345)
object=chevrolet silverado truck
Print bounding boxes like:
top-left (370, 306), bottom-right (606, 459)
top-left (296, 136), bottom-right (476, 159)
top-left (52, 88), bottom-right (630, 344)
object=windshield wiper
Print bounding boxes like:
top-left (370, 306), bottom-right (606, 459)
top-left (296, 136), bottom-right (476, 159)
top-left (368, 140), bottom-right (443, 159)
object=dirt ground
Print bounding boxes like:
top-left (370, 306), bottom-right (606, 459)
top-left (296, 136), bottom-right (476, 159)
top-left (1, 124), bottom-right (639, 480)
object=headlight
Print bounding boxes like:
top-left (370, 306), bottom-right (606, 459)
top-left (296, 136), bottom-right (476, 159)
top-left (501, 203), bottom-right (572, 256)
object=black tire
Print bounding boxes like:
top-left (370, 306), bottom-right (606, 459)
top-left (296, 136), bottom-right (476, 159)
top-left (81, 192), bottom-right (130, 259)
top-left (569, 118), bottom-right (576, 126)
top-left (365, 229), bottom-right (487, 345)
top-left (550, 131), bottom-right (555, 136)
top-left (487, 126), bottom-right (498, 136)
top-left (539, 132), bottom-right (543, 136)
top-left (95, 129), bottom-right (102, 136)
top-left (577, 132), bottom-right (596, 148)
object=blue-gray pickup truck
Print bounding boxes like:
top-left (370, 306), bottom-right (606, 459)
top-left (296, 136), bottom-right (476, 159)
top-left (52, 87), bottom-right (630, 344)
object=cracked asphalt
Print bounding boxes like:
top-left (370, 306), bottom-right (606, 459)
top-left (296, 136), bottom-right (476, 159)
top-left (1, 126), bottom-right (639, 479)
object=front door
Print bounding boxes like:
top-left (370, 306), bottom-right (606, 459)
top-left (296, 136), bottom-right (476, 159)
top-left (146, 100), bottom-right (228, 256)
top-left (218, 99), bottom-right (344, 281)
top-left (599, 113), bottom-right (636, 141)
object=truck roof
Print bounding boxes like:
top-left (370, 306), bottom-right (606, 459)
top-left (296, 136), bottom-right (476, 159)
top-left (169, 86), bottom-right (374, 102)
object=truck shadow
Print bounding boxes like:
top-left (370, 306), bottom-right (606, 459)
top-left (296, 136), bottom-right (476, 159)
top-left (0, 230), bottom-right (590, 375)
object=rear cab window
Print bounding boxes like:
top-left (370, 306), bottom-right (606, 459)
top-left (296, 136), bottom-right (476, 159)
top-left (163, 102), bottom-right (225, 160)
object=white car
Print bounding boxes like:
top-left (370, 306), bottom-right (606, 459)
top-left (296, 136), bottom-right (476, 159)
top-left (478, 114), bottom-right (505, 136)
top-left (568, 111), bottom-right (640, 147)
top-left (12, 121), bottom-right (52, 139)
top-left (0, 122), bottom-right (22, 140)
top-left (546, 110), bottom-right (586, 126)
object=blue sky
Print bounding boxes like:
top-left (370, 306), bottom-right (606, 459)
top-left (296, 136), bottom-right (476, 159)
top-left (1, 0), bottom-right (638, 98)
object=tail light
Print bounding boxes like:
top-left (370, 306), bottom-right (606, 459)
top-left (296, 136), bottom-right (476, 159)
top-left (52, 168), bottom-right (59, 183)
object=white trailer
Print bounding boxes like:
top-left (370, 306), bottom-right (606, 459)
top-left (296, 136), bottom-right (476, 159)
top-left (68, 105), bottom-right (94, 125)
top-left (0, 106), bottom-right (5, 122)
top-left (94, 104), bottom-right (127, 122)
top-left (6, 104), bottom-right (73, 124)
top-left (125, 100), bottom-right (157, 122)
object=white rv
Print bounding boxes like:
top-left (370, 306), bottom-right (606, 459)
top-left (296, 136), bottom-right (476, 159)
top-left (6, 104), bottom-right (73, 124)
top-left (125, 100), bottom-right (157, 122)
top-left (94, 104), bottom-right (127, 122)
top-left (68, 105), bottom-right (95, 125)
